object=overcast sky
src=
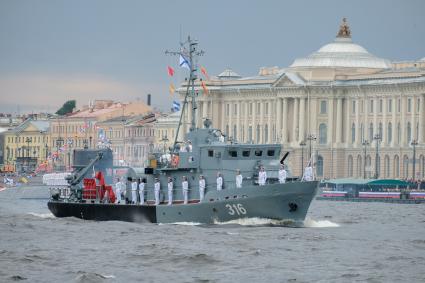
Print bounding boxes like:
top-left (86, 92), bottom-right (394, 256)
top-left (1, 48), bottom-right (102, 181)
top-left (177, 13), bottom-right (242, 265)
top-left (0, 0), bottom-right (424, 114)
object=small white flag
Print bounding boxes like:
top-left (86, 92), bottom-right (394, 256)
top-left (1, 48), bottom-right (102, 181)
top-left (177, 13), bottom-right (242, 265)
top-left (179, 54), bottom-right (191, 70)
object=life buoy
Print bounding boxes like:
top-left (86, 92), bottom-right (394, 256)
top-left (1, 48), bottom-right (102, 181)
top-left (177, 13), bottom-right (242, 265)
top-left (171, 155), bottom-right (179, 167)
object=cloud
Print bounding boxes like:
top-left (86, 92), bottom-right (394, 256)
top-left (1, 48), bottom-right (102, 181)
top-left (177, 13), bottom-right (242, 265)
top-left (0, 73), bottom-right (170, 113)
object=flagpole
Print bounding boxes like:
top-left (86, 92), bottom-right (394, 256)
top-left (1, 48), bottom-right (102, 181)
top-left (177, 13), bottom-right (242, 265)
top-left (165, 35), bottom-right (204, 152)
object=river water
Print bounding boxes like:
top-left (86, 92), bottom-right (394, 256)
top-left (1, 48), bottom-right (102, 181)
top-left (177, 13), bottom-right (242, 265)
top-left (0, 185), bottom-right (424, 283)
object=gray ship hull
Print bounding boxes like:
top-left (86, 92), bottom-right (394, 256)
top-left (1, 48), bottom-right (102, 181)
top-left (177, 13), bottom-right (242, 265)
top-left (48, 181), bottom-right (318, 224)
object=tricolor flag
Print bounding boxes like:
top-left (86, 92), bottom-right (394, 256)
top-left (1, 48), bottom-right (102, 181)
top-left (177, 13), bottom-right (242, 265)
top-left (173, 100), bottom-right (181, 112)
top-left (201, 81), bottom-right (209, 95)
top-left (179, 54), bottom-right (191, 70)
top-left (167, 66), bottom-right (175, 76)
top-left (201, 66), bottom-right (209, 80)
top-left (169, 83), bottom-right (175, 95)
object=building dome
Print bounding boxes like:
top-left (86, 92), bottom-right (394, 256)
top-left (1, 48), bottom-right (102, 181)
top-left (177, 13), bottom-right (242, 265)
top-left (290, 19), bottom-right (391, 70)
top-left (217, 68), bottom-right (241, 79)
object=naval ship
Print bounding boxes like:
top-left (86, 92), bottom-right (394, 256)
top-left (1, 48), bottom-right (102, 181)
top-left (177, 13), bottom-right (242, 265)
top-left (47, 37), bottom-right (319, 224)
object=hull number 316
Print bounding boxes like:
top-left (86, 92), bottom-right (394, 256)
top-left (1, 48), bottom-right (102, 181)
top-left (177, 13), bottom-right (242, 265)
top-left (225, 203), bottom-right (247, 215)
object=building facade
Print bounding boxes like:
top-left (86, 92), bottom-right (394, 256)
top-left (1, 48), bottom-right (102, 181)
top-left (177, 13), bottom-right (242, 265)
top-left (50, 100), bottom-right (151, 170)
top-left (3, 119), bottom-right (50, 173)
top-left (179, 19), bottom-right (425, 180)
top-left (154, 111), bottom-right (181, 152)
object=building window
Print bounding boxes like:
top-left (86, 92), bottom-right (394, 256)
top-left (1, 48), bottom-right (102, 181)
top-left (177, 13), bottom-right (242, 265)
top-left (378, 122), bottom-right (383, 138)
top-left (379, 99), bottom-right (383, 113)
top-left (398, 99), bottom-right (401, 112)
top-left (265, 103), bottom-right (268, 115)
top-left (248, 126), bottom-right (253, 142)
top-left (233, 104), bottom-right (237, 115)
top-left (418, 98), bottom-right (421, 112)
top-left (348, 155), bottom-right (353, 177)
top-left (407, 122), bottom-right (412, 142)
top-left (351, 123), bottom-right (356, 143)
top-left (319, 123), bottom-right (327, 144)
top-left (361, 100), bottom-right (364, 113)
top-left (352, 101), bottom-right (356, 114)
top-left (388, 99), bottom-right (392, 113)
top-left (361, 123), bottom-right (365, 143)
top-left (249, 103), bottom-right (253, 116)
top-left (226, 104), bottom-right (230, 116)
top-left (317, 155), bottom-right (324, 177)
top-left (388, 122), bottom-right (392, 143)
top-left (233, 125), bottom-right (237, 140)
top-left (264, 124), bottom-right (268, 143)
top-left (368, 123), bottom-right (374, 141)
top-left (403, 155), bottom-right (409, 178)
top-left (256, 103), bottom-right (260, 115)
top-left (397, 123), bottom-right (401, 144)
top-left (407, 98), bottom-right (411, 113)
top-left (320, 101), bottom-right (327, 114)
top-left (256, 125), bottom-right (260, 143)
top-left (357, 155), bottom-right (362, 178)
top-left (384, 155), bottom-right (390, 177)
top-left (369, 100), bottom-right (374, 113)
top-left (241, 126), bottom-right (244, 142)
top-left (225, 125), bottom-right (229, 136)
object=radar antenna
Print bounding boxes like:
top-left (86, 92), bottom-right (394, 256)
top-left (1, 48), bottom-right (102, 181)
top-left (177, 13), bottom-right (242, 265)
top-left (165, 36), bottom-right (204, 152)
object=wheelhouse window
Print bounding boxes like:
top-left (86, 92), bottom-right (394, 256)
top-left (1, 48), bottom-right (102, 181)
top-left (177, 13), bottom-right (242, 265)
top-left (228, 150), bottom-right (238, 157)
top-left (208, 150), bottom-right (214, 157)
top-left (267, 150), bottom-right (275, 157)
top-left (242, 150), bottom-right (250, 157)
top-left (254, 150), bottom-right (263, 157)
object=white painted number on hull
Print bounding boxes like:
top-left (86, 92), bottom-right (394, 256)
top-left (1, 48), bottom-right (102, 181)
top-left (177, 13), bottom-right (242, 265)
top-left (225, 204), bottom-right (247, 215)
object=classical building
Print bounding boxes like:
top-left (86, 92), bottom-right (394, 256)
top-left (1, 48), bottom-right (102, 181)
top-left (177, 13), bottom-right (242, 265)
top-left (154, 110), bottom-right (181, 151)
top-left (50, 100), bottom-right (151, 169)
top-left (3, 118), bottom-right (50, 172)
top-left (179, 19), bottom-right (425, 180)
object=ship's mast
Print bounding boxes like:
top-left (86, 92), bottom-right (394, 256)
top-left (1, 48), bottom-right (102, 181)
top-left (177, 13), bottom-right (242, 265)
top-left (166, 36), bottom-right (204, 152)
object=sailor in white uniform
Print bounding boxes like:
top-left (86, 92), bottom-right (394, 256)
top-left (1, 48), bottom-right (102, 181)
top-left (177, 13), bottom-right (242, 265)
top-left (182, 176), bottom-right (189, 204)
top-left (199, 175), bottom-right (206, 202)
top-left (303, 165), bottom-right (314, 181)
top-left (167, 177), bottom-right (173, 205)
top-left (216, 172), bottom-right (223, 191)
top-left (154, 178), bottom-right (161, 205)
top-left (235, 169), bottom-right (243, 188)
top-left (131, 178), bottom-right (138, 204)
top-left (114, 178), bottom-right (122, 204)
top-left (278, 165), bottom-right (287, 184)
top-left (258, 167), bottom-right (267, 186)
top-left (139, 178), bottom-right (146, 204)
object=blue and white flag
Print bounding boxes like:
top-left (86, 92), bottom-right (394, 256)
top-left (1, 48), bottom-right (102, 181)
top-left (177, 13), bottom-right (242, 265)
top-left (179, 54), bottom-right (191, 70)
top-left (173, 100), bottom-right (181, 112)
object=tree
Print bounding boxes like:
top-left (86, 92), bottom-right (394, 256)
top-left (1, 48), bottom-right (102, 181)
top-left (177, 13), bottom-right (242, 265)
top-left (56, 100), bottom-right (76, 116)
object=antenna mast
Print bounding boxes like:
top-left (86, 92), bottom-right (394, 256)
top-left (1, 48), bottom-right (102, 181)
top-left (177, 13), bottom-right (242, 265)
top-left (165, 35), bottom-right (204, 152)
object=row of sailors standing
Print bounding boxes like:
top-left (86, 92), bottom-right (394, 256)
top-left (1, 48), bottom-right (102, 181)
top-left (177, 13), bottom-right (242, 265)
top-left (114, 165), bottom-right (290, 206)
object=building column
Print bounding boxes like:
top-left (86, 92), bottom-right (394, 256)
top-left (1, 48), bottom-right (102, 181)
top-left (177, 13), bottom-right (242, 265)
top-left (411, 96), bottom-right (417, 142)
top-left (344, 98), bottom-right (350, 144)
top-left (244, 101), bottom-right (249, 142)
top-left (236, 101), bottom-right (241, 142)
top-left (309, 97), bottom-right (317, 137)
top-left (336, 98), bottom-right (342, 143)
top-left (256, 100), bottom-right (264, 143)
top-left (267, 100), bottom-right (272, 143)
top-left (282, 98), bottom-right (288, 144)
top-left (252, 100), bottom-right (257, 142)
top-left (355, 97), bottom-right (360, 145)
top-left (382, 97), bottom-right (387, 145)
top-left (276, 97), bottom-right (282, 143)
top-left (419, 94), bottom-right (425, 143)
top-left (228, 101), bottom-right (232, 138)
top-left (299, 97), bottom-right (305, 142)
top-left (391, 96), bottom-right (397, 147)
top-left (292, 98), bottom-right (299, 143)
top-left (328, 98), bottom-right (334, 146)
top-left (401, 96), bottom-right (406, 146)
top-left (221, 102), bottom-right (225, 133)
